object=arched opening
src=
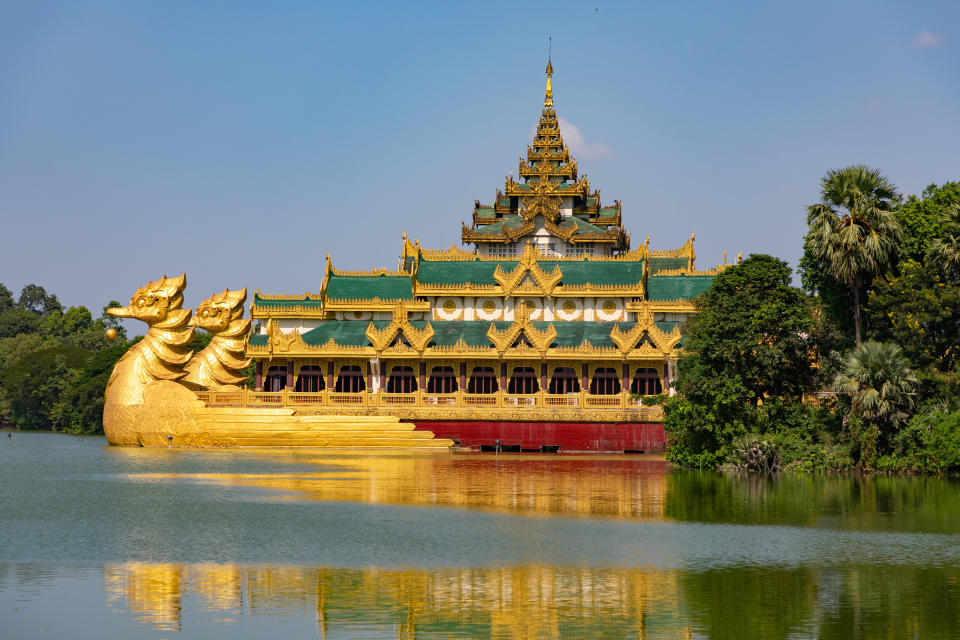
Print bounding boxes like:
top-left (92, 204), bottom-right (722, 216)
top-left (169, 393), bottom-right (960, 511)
top-left (386, 365), bottom-right (418, 393)
top-left (335, 365), bottom-right (365, 393)
top-left (295, 365), bottom-right (325, 392)
top-left (467, 366), bottom-right (498, 394)
top-left (630, 368), bottom-right (662, 395)
top-left (548, 367), bottom-right (580, 394)
top-left (263, 366), bottom-right (287, 392)
top-left (427, 366), bottom-right (458, 394)
top-left (508, 366), bottom-right (539, 395)
top-left (589, 367), bottom-right (621, 395)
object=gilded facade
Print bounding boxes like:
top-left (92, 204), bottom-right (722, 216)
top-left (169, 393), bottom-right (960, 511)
top-left (245, 60), bottom-right (728, 432)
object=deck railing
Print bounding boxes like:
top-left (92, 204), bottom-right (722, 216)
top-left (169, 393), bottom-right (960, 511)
top-left (196, 388), bottom-right (663, 416)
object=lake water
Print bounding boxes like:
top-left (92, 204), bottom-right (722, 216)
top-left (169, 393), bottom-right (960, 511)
top-left (2, 432), bottom-right (960, 639)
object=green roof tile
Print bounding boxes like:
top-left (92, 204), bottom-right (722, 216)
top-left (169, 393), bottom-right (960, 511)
top-left (416, 258), bottom-right (644, 287)
top-left (325, 274), bottom-right (413, 301)
top-left (252, 293), bottom-right (323, 311)
top-left (646, 274), bottom-right (714, 301)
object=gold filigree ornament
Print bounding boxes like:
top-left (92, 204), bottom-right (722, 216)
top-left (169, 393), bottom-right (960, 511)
top-left (487, 299), bottom-right (557, 355)
top-left (609, 302), bottom-right (683, 357)
top-left (365, 301), bottom-right (435, 355)
top-left (493, 242), bottom-right (563, 296)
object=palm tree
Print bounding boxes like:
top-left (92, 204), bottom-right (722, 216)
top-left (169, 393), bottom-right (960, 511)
top-left (807, 165), bottom-right (903, 344)
top-left (833, 340), bottom-right (917, 430)
top-left (928, 202), bottom-right (960, 282)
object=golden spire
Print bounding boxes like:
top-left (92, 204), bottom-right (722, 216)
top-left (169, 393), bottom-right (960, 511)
top-left (544, 58), bottom-right (554, 109)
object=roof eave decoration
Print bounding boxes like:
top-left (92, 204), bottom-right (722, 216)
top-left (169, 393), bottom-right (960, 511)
top-left (493, 242), bottom-right (563, 296)
top-left (609, 302), bottom-right (683, 357)
top-left (486, 300), bottom-right (557, 355)
top-left (366, 301), bottom-right (434, 356)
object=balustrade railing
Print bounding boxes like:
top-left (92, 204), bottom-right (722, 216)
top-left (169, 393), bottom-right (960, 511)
top-left (197, 388), bottom-right (663, 416)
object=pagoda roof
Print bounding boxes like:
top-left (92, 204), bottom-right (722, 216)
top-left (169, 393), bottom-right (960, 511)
top-left (325, 273), bottom-right (414, 302)
top-left (251, 292), bottom-right (324, 312)
top-left (646, 274), bottom-right (714, 301)
top-left (249, 319), bottom-right (684, 350)
top-left (648, 256), bottom-right (689, 274)
top-left (415, 256), bottom-right (644, 287)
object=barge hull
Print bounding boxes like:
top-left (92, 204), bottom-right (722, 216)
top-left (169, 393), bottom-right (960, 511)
top-left (413, 421), bottom-right (665, 453)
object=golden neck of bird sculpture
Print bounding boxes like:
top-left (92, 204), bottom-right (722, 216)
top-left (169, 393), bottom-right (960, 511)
top-left (106, 275), bottom-right (195, 396)
top-left (182, 288), bottom-right (252, 390)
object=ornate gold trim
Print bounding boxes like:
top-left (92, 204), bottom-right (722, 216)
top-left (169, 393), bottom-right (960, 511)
top-left (487, 300), bottom-right (557, 355)
top-left (366, 302), bottom-right (435, 355)
top-left (493, 242), bottom-right (563, 296)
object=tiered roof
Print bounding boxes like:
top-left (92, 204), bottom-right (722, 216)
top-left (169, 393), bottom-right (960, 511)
top-left (462, 60), bottom-right (627, 249)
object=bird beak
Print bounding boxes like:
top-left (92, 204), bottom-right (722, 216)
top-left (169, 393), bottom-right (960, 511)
top-left (107, 306), bottom-right (133, 318)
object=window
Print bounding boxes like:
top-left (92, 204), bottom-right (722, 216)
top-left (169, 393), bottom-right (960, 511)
top-left (467, 367), bottom-right (498, 394)
top-left (295, 365), bottom-right (325, 392)
top-left (386, 365), bottom-right (418, 393)
top-left (548, 367), bottom-right (580, 394)
top-left (427, 366), bottom-right (458, 394)
top-left (335, 365), bottom-right (365, 393)
top-left (489, 244), bottom-right (518, 258)
top-left (263, 366), bottom-right (287, 392)
top-left (631, 368), bottom-right (662, 396)
top-left (508, 366), bottom-right (539, 395)
top-left (590, 367), bottom-right (621, 395)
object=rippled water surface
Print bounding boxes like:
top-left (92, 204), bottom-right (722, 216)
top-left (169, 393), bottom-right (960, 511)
top-left (2, 432), bottom-right (960, 638)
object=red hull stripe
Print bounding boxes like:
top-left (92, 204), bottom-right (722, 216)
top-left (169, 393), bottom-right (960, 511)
top-left (413, 421), bottom-right (665, 453)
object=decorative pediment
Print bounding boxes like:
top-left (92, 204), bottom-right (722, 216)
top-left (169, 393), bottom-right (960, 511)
top-left (266, 320), bottom-right (306, 354)
top-left (493, 242), bottom-right (563, 296)
top-left (487, 299), bottom-right (557, 354)
top-left (609, 301), bottom-right (683, 356)
top-left (366, 301), bottom-right (435, 355)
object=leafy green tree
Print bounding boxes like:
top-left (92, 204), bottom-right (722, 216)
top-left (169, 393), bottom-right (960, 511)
top-left (663, 255), bottom-right (819, 468)
top-left (0, 308), bottom-right (41, 338)
top-left (39, 306), bottom-right (93, 339)
top-left (833, 341), bottom-right (917, 464)
top-left (0, 346), bottom-right (91, 430)
top-left (806, 165), bottom-right (903, 345)
top-left (928, 202), bottom-right (960, 283)
top-left (17, 284), bottom-right (62, 316)
top-left (867, 263), bottom-right (960, 400)
top-left (896, 181), bottom-right (960, 264)
top-left (63, 340), bottom-right (137, 434)
top-left (0, 283), bottom-right (14, 314)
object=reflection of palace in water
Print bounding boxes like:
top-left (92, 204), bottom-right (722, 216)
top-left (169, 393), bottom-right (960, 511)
top-left (137, 452), bottom-right (670, 519)
top-left (104, 562), bottom-right (691, 638)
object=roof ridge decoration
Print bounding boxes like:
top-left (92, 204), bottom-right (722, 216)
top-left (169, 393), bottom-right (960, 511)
top-left (609, 302), bottom-right (683, 357)
top-left (366, 301), bottom-right (435, 355)
top-left (652, 268), bottom-right (724, 277)
top-left (486, 299), bottom-right (557, 355)
top-left (254, 290), bottom-right (323, 301)
top-left (493, 242), bottom-right (563, 296)
top-left (417, 244), bottom-right (649, 262)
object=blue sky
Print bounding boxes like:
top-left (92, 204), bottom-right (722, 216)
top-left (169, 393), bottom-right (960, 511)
top-left (1, 1), bottom-right (958, 315)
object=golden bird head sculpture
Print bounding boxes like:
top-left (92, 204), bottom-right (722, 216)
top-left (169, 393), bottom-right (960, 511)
top-left (108, 274), bottom-right (188, 326)
top-left (189, 287), bottom-right (247, 333)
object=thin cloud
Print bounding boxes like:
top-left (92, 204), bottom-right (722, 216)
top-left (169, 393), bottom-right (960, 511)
top-left (558, 117), bottom-right (614, 159)
top-left (913, 30), bottom-right (942, 48)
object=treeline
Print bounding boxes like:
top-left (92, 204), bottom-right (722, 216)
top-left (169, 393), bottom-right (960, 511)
top-left (0, 285), bottom-right (213, 434)
top-left (665, 169), bottom-right (960, 473)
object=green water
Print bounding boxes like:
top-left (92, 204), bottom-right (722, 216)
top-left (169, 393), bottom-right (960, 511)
top-left (2, 432), bottom-right (959, 639)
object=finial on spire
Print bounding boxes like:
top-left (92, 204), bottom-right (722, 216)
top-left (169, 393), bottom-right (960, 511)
top-left (544, 38), bottom-right (554, 109)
